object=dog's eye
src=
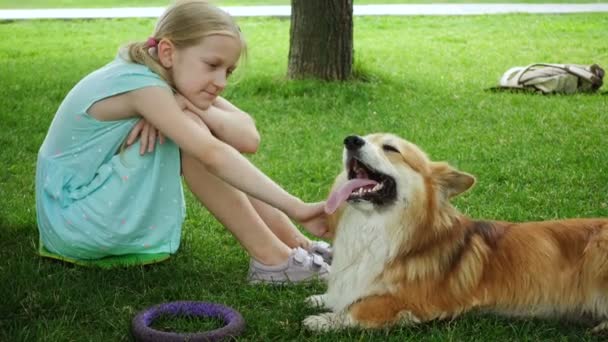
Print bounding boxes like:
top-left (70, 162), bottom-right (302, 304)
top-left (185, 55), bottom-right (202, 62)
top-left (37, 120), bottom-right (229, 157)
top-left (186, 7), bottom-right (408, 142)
top-left (382, 144), bottom-right (399, 153)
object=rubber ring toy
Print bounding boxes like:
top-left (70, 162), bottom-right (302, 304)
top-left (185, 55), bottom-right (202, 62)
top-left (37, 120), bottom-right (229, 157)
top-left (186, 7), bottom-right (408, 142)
top-left (131, 301), bottom-right (246, 341)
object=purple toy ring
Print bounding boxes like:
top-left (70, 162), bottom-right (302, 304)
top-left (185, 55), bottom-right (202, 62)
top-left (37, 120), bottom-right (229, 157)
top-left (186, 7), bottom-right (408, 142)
top-left (131, 301), bottom-right (246, 341)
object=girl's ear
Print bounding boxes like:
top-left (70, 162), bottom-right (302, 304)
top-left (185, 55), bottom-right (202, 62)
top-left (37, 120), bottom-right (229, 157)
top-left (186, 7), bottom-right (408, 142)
top-left (157, 39), bottom-right (175, 68)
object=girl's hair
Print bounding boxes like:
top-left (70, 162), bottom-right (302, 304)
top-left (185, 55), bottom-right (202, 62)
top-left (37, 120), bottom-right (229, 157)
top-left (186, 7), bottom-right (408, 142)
top-left (120, 0), bottom-right (246, 87)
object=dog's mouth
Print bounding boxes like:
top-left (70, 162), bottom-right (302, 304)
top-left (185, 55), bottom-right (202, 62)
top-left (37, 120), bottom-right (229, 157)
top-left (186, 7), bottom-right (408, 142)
top-left (325, 156), bottom-right (397, 214)
top-left (347, 157), bottom-right (397, 204)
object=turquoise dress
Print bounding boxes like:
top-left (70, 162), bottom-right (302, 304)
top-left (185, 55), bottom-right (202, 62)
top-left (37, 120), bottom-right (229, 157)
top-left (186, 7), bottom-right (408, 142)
top-left (36, 56), bottom-right (185, 260)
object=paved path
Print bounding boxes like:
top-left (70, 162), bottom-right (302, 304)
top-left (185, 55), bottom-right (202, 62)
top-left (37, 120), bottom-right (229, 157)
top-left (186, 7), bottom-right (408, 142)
top-left (1, 4), bottom-right (608, 20)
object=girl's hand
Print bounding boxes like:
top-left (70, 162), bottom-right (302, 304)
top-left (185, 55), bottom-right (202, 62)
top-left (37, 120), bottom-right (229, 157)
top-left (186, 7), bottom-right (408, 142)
top-left (126, 119), bottom-right (165, 155)
top-left (175, 93), bottom-right (259, 154)
top-left (291, 201), bottom-right (330, 238)
top-left (175, 93), bottom-right (207, 120)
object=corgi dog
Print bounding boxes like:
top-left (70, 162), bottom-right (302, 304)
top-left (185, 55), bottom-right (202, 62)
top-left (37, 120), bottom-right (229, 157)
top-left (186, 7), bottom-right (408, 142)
top-left (303, 133), bottom-right (608, 333)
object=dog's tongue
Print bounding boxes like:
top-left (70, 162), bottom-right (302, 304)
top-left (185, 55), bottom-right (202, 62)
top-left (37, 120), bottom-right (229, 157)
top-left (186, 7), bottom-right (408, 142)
top-left (325, 179), bottom-right (378, 214)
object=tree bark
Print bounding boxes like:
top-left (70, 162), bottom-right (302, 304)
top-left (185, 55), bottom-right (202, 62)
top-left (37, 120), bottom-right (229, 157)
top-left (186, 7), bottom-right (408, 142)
top-left (288, 0), bottom-right (353, 81)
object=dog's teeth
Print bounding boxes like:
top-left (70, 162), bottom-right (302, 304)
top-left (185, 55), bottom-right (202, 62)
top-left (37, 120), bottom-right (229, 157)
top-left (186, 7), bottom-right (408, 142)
top-left (372, 184), bottom-right (380, 191)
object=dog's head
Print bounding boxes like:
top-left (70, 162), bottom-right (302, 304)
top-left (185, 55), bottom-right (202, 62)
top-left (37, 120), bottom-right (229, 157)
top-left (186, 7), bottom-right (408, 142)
top-left (326, 133), bottom-right (475, 237)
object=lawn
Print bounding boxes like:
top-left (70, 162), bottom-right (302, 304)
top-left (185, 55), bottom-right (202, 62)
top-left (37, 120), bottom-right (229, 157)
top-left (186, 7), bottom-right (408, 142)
top-left (1, 10), bottom-right (608, 342)
top-left (1, 0), bottom-right (607, 9)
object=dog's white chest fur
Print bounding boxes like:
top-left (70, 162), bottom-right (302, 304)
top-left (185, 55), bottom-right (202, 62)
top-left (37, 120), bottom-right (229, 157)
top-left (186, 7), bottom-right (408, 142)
top-left (326, 207), bottom-right (400, 312)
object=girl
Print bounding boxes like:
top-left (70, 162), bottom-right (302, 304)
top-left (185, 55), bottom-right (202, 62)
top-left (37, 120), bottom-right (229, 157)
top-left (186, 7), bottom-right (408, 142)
top-left (35, 0), bottom-right (331, 283)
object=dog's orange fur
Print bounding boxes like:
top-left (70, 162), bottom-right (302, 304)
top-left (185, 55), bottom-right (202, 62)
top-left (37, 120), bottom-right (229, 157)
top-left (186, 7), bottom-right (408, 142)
top-left (327, 134), bottom-right (608, 330)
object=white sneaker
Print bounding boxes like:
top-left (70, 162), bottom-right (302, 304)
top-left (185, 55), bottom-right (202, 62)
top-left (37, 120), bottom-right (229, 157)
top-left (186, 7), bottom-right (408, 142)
top-left (247, 247), bottom-right (330, 284)
top-left (307, 240), bottom-right (333, 265)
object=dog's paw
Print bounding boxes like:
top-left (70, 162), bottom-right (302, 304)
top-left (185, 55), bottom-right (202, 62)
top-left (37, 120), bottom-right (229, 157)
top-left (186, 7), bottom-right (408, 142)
top-left (592, 321), bottom-right (608, 333)
top-left (303, 313), bottom-right (338, 332)
top-left (305, 294), bottom-right (328, 309)
top-left (397, 310), bottom-right (421, 326)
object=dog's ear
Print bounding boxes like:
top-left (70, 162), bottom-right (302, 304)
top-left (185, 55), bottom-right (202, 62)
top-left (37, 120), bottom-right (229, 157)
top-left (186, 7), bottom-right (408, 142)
top-left (431, 162), bottom-right (476, 198)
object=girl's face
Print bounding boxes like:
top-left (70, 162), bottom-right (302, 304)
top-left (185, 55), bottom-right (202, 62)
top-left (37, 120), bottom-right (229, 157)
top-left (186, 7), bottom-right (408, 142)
top-left (169, 35), bottom-right (241, 109)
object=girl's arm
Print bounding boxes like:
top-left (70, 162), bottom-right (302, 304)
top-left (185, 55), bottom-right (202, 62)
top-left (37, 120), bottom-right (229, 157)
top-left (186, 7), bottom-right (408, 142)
top-left (128, 86), bottom-right (317, 223)
top-left (192, 95), bottom-right (260, 154)
top-left (126, 95), bottom-right (259, 155)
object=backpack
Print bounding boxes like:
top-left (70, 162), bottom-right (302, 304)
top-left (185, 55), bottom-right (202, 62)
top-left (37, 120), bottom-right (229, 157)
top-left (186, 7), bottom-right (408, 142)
top-left (495, 63), bottom-right (604, 94)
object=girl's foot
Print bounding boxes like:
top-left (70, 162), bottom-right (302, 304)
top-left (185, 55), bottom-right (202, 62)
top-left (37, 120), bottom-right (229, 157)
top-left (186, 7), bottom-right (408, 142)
top-left (247, 247), bottom-right (330, 284)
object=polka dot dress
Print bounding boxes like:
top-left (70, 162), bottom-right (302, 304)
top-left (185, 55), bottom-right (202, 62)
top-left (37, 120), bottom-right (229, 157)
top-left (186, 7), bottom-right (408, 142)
top-left (36, 57), bottom-right (185, 260)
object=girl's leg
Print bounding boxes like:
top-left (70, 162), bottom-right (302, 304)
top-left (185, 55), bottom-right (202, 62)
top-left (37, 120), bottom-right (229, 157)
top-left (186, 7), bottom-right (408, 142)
top-left (247, 196), bottom-right (312, 250)
top-left (181, 153), bottom-right (291, 266)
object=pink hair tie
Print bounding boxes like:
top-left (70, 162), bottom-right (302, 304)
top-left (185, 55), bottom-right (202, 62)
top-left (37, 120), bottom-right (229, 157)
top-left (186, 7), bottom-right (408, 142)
top-left (146, 37), bottom-right (158, 48)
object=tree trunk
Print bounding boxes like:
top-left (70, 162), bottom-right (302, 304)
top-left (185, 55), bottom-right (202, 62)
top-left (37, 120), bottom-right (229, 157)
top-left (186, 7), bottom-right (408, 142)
top-left (288, 0), bottom-right (353, 81)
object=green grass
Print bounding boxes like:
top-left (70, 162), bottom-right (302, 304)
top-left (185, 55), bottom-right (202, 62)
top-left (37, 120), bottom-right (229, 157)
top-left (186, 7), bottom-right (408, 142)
top-left (1, 12), bottom-right (608, 342)
top-left (1, 0), bottom-right (607, 9)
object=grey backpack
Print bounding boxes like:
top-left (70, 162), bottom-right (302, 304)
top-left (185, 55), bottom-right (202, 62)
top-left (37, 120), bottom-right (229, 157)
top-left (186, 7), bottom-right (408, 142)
top-left (496, 63), bottom-right (604, 94)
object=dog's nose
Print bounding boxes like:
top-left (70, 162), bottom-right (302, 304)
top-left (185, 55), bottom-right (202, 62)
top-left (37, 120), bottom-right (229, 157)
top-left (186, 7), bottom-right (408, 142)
top-left (344, 135), bottom-right (365, 150)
